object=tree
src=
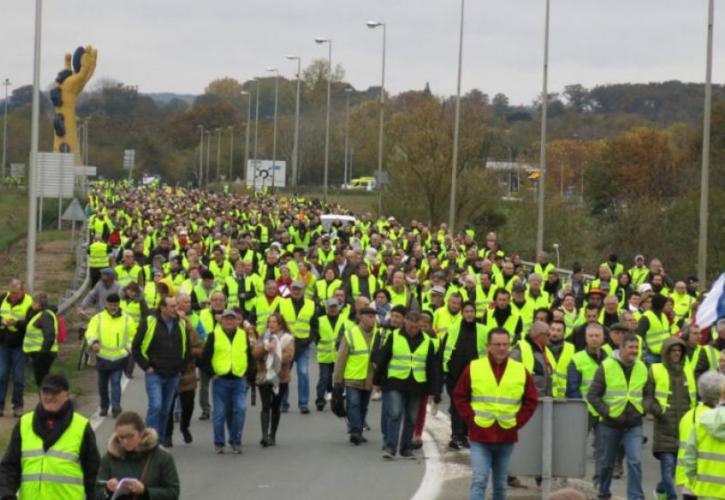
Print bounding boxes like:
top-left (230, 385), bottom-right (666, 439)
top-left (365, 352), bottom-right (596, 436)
top-left (563, 84), bottom-right (591, 112)
top-left (492, 93), bottom-right (509, 116)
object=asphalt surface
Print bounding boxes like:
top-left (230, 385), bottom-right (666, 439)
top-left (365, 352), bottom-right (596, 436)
top-left (92, 358), bottom-right (429, 500)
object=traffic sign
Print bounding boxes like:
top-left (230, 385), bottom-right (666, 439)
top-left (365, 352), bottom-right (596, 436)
top-left (61, 198), bottom-right (86, 222)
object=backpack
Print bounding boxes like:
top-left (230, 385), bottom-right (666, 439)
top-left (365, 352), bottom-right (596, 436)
top-left (57, 314), bottom-right (68, 344)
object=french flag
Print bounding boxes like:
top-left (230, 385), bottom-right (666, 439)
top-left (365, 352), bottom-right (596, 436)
top-left (696, 273), bottom-right (725, 328)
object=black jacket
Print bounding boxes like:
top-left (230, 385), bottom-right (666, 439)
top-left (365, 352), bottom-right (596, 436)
top-left (132, 314), bottom-right (191, 376)
top-left (374, 330), bottom-right (439, 396)
top-left (442, 319), bottom-right (482, 379)
top-left (0, 401), bottom-right (100, 500)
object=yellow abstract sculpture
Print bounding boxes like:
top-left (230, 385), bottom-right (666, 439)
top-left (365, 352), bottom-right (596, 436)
top-left (50, 46), bottom-right (97, 164)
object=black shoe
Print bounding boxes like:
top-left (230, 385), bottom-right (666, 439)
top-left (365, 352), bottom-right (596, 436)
top-left (199, 411), bottom-right (210, 421)
top-left (360, 435), bottom-right (368, 443)
top-left (99, 409), bottom-right (108, 417)
top-left (111, 407), bottom-right (122, 418)
top-left (316, 402), bottom-right (325, 411)
top-left (448, 439), bottom-right (461, 450)
top-left (411, 438), bottom-right (423, 450)
top-left (350, 433), bottom-right (363, 446)
top-left (182, 429), bottom-right (193, 444)
top-left (400, 449), bottom-right (416, 460)
top-left (382, 448), bottom-right (395, 460)
top-left (268, 435), bottom-right (276, 447)
top-left (459, 437), bottom-right (470, 449)
top-left (260, 436), bottom-right (270, 448)
top-left (300, 407), bottom-right (310, 415)
top-left (161, 438), bottom-right (173, 448)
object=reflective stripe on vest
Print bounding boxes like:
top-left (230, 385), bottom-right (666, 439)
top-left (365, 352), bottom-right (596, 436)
top-left (675, 404), bottom-right (709, 487)
top-left (470, 357), bottom-right (526, 429)
top-left (387, 331), bottom-right (430, 383)
top-left (552, 342), bottom-right (575, 399)
top-left (255, 296), bottom-right (280, 332)
top-left (90, 311), bottom-right (131, 361)
top-left (643, 310), bottom-right (671, 355)
top-left (572, 349), bottom-right (603, 415)
top-left (691, 420), bottom-right (725, 498)
top-left (343, 325), bottom-right (376, 380)
top-left (601, 357), bottom-right (648, 417)
top-left (23, 310), bottom-right (58, 353)
top-left (317, 315), bottom-right (344, 363)
top-left (210, 325), bottom-right (249, 377)
top-left (279, 298), bottom-right (316, 340)
top-left (19, 411), bottom-right (87, 500)
top-left (651, 362), bottom-right (696, 414)
top-left (89, 241), bottom-right (109, 268)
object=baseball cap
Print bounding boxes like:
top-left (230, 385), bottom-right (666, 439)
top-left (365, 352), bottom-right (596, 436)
top-left (512, 283), bottom-right (526, 293)
top-left (221, 309), bottom-right (237, 318)
top-left (291, 280), bottom-right (306, 289)
top-left (41, 373), bottom-right (70, 393)
top-left (326, 298), bottom-right (340, 307)
top-left (431, 286), bottom-right (446, 295)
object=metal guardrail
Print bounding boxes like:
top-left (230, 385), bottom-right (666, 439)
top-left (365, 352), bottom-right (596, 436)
top-left (58, 218), bottom-right (89, 315)
top-left (521, 260), bottom-right (595, 282)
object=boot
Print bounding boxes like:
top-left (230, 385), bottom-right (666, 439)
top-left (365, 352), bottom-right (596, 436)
top-left (269, 408), bottom-right (280, 446)
top-left (260, 410), bottom-right (271, 447)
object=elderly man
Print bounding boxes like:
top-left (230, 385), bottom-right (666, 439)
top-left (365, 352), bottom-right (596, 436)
top-left (681, 371), bottom-right (725, 499)
top-left (0, 279), bottom-right (33, 417)
top-left (676, 371), bottom-right (725, 499)
top-left (511, 321), bottom-right (554, 396)
top-left (79, 268), bottom-right (121, 313)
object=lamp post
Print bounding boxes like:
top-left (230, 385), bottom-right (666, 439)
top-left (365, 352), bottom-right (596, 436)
top-left (215, 128), bottom-right (222, 181)
top-left (205, 130), bottom-right (211, 185)
top-left (241, 91), bottom-right (251, 184)
top-left (448, 0), bottom-right (465, 231)
top-left (253, 78), bottom-right (260, 165)
top-left (197, 124), bottom-right (204, 187)
top-left (315, 37), bottom-right (332, 200)
top-left (267, 68), bottom-right (279, 191)
top-left (1, 78), bottom-right (10, 179)
top-left (536, 0), bottom-right (551, 257)
top-left (286, 55), bottom-right (302, 187)
top-left (367, 21), bottom-right (386, 215)
top-left (698, 0), bottom-right (715, 290)
top-left (344, 88), bottom-right (352, 186)
top-left (228, 125), bottom-right (234, 180)
top-left (26, 0), bottom-right (43, 291)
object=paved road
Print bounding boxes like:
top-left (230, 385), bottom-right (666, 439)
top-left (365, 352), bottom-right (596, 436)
top-left (92, 359), bottom-right (430, 500)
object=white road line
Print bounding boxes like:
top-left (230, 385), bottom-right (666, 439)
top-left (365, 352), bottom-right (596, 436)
top-left (411, 427), bottom-right (444, 500)
top-left (90, 374), bottom-right (132, 431)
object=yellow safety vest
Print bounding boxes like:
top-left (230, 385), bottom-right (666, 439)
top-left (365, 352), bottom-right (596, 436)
top-left (517, 340), bottom-right (555, 375)
top-left (139, 316), bottom-right (187, 361)
top-left (315, 279), bottom-right (342, 303)
top-left (23, 310), bottom-right (58, 353)
top-left (572, 349), bottom-right (604, 415)
top-left (469, 356), bottom-right (526, 429)
top-left (279, 298), bottom-right (316, 340)
top-left (86, 310), bottom-right (132, 361)
top-left (690, 418), bottom-right (725, 498)
top-left (89, 241), bottom-right (109, 268)
top-left (19, 411), bottom-right (88, 500)
top-left (317, 315), bottom-right (344, 363)
top-left (432, 307), bottom-right (461, 339)
top-left (114, 264), bottom-right (142, 288)
top-left (210, 325), bottom-right (249, 377)
top-left (484, 309), bottom-right (521, 341)
top-left (350, 275), bottom-right (378, 300)
top-left (651, 362), bottom-right (696, 413)
top-left (0, 293), bottom-right (32, 332)
top-left (342, 325), bottom-right (376, 381)
top-left (675, 403), bottom-right (709, 488)
top-left (254, 296), bottom-right (280, 332)
top-left (442, 321), bottom-right (487, 373)
top-left (601, 357), bottom-right (648, 417)
top-left (551, 342), bottom-right (576, 399)
top-left (387, 331), bottom-right (431, 383)
top-left (642, 310), bottom-right (672, 355)
top-left (386, 286), bottom-right (410, 308)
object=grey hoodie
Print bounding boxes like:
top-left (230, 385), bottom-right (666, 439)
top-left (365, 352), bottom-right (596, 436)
top-left (682, 404), bottom-right (725, 500)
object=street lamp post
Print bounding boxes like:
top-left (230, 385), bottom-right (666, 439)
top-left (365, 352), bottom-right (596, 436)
top-left (448, 0), bottom-right (465, 231)
top-left (215, 128), bottom-right (222, 181)
top-left (26, 0), bottom-right (43, 291)
top-left (698, 0), bottom-right (715, 290)
top-left (315, 37), bottom-right (332, 200)
top-left (197, 124), bottom-right (204, 187)
top-left (253, 78), bottom-right (260, 165)
top-left (2, 78), bottom-right (10, 179)
top-left (228, 125), bottom-right (234, 180)
top-left (344, 88), bottom-right (352, 186)
top-left (241, 91), bottom-right (251, 184)
top-left (536, 0), bottom-right (551, 257)
top-left (286, 55), bottom-right (302, 187)
top-left (205, 130), bottom-right (211, 185)
top-left (367, 21), bottom-right (386, 215)
top-left (267, 68), bottom-right (279, 191)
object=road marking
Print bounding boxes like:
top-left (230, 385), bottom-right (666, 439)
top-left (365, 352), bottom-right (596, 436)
top-left (90, 374), bottom-right (132, 431)
top-left (411, 409), bottom-right (445, 500)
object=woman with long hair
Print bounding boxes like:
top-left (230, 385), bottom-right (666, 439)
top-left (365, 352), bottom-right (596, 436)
top-left (252, 312), bottom-right (294, 447)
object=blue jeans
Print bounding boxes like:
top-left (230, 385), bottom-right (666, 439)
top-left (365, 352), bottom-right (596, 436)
top-left (0, 346), bottom-right (25, 409)
top-left (282, 344), bottom-right (310, 409)
top-left (212, 377), bottom-right (247, 446)
top-left (597, 423), bottom-right (644, 500)
top-left (144, 372), bottom-right (180, 443)
top-left (469, 441), bottom-right (514, 500)
top-left (383, 389), bottom-right (420, 454)
top-left (316, 362), bottom-right (334, 405)
top-left (655, 452), bottom-right (677, 500)
top-left (346, 387), bottom-right (371, 434)
top-left (97, 367), bottom-right (123, 411)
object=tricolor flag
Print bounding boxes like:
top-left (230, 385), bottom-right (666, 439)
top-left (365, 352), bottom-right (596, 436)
top-left (695, 272), bottom-right (725, 328)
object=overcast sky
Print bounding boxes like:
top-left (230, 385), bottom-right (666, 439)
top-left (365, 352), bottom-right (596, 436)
top-left (2, 0), bottom-right (724, 105)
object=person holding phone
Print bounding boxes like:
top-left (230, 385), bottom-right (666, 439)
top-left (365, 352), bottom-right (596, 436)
top-left (95, 411), bottom-right (179, 499)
